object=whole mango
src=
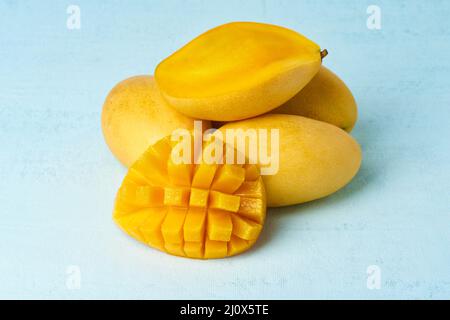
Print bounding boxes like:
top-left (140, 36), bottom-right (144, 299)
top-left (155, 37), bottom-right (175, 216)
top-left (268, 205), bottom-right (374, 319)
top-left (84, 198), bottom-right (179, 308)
top-left (271, 67), bottom-right (358, 131)
top-left (155, 22), bottom-right (327, 121)
top-left (101, 75), bottom-right (210, 166)
top-left (219, 114), bottom-right (361, 207)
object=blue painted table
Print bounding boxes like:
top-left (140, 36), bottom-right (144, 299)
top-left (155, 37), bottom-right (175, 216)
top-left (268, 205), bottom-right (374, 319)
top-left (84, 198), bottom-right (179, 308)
top-left (0, 0), bottom-right (449, 299)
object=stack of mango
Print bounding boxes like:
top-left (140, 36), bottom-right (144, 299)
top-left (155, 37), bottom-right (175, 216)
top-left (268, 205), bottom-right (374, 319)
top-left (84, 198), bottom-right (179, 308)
top-left (102, 22), bottom-right (362, 259)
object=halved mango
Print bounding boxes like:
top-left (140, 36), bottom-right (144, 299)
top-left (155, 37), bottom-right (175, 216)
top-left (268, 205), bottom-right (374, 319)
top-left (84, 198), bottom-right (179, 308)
top-left (113, 136), bottom-right (266, 259)
top-left (155, 22), bottom-right (326, 121)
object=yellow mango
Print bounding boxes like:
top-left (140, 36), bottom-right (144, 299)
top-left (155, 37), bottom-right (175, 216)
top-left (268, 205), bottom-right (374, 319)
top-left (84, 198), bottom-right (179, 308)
top-left (189, 188), bottom-right (209, 207)
top-left (113, 136), bottom-right (266, 259)
top-left (272, 67), bottom-right (358, 131)
top-left (155, 22), bottom-right (327, 121)
top-left (184, 241), bottom-right (204, 259)
top-left (219, 114), bottom-right (361, 207)
top-left (228, 236), bottom-right (254, 256)
top-left (207, 209), bottom-right (233, 241)
top-left (211, 165), bottom-right (246, 193)
top-left (183, 207), bottom-right (206, 242)
top-left (161, 207), bottom-right (187, 244)
top-left (209, 191), bottom-right (241, 213)
top-left (231, 213), bottom-right (262, 241)
top-left (243, 164), bottom-right (260, 181)
top-left (101, 75), bottom-right (210, 166)
top-left (204, 239), bottom-right (228, 259)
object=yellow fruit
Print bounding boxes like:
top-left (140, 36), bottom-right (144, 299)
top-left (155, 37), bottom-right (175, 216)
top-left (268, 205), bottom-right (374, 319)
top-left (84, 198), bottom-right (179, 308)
top-left (101, 75), bottom-right (210, 167)
top-left (219, 114), bottom-right (362, 207)
top-left (113, 136), bottom-right (266, 259)
top-left (155, 22), bottom-right (326, 121)
top-left (271, 67), bottom-right (358, 131)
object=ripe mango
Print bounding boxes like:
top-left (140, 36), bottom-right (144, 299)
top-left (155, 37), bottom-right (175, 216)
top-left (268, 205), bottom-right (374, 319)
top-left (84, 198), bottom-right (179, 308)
top-left (155, 22), bottom-right (326, 121)
top-left (219, 114), bottom-right (361, 207)
top-left (271, 67), bottom-right (358, 131)
top-left (101, 76), bottom-right (211, 167)
top-left (113, 136), bottom-right (266, 259)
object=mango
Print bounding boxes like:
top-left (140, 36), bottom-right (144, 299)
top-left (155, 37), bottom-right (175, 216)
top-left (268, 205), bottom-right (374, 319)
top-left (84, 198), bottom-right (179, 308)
top-left (113, 136), bottom-right (266, 259)
top-left (101, 75), bottom-right (211, 167)
top-left (155, 22), bottom-right (327, 121)
top-left (271, 67), bottom-right (358, 131)
top-left (219, 114), bottom-right (361, 207)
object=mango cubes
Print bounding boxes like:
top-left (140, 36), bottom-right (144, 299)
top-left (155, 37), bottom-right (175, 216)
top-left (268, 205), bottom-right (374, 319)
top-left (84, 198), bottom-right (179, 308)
top-left (113, 136), bottom-right (266, 259)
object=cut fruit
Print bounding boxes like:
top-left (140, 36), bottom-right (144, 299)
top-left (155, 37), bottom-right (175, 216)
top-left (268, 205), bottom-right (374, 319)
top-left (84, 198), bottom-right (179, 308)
top-left (204, 239), bottom-right (228, 259)
top-left (189, 188), bottom-right (209, 207)
top-left (228, 236), bottom-right (252, 256)
top-left (231, 214), bottom-right (262, 240)
top-left (184, 241), bottom-right (204, 258)
top-left (207, 209), bottom-right (233, 241)
top-left (163, 187), bottom-right (190, 207)
top-left (243, 164), bottom-right (260, 181)
top-left (192, 164), bottom-right (218, 189)
top-left (209, 191), bottom-right (240, 212)
top-left (238, 197), bottom-right (265, 224)
top-left (183, 207), bottom-right (207, 242)
top-left (161, 207), bottom-right (187, 244)
top-left (155, 22), bottom-right (325, 121)
top-left (211, 165), bottom-right (245, 193)
top-left (113, 135), bottom-right (266, 259)
top-left (234, 177), bottom-right (264, 199)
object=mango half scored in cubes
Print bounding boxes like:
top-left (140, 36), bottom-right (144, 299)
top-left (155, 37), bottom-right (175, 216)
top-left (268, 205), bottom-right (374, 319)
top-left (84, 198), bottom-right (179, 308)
top-left (113, 136), bottom-right (266, 259)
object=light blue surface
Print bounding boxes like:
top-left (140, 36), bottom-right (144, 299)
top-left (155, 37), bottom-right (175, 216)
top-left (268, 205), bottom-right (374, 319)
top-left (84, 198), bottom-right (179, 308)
top-left (0, 0), bottom-right (449, 299)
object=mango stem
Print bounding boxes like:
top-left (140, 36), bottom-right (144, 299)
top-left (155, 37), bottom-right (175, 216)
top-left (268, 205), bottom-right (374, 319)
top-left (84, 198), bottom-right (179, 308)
top-left (320, 49), bottom-right (328, 60)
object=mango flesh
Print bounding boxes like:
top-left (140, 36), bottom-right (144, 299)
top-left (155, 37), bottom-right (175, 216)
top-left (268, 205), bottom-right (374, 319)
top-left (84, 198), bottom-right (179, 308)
top-left (219, 114), bottom-right (362, 207)
top-left (155, 22), bottom-right (324, 121)
top-left (101, 75), bottom-right (211, 167)
top-left (113, 136), bottom-right (266, 259)
top-left (271, 67), bottom-right (358, 132)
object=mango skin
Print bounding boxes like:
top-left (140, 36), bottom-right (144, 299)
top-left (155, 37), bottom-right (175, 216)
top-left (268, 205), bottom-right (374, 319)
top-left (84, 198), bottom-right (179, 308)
top-left (271, 67), bottom-right (358, 132)
top-left (220, 114), bottom-right (362, 207)
top-left (101, 76), bottom-right (210, 167)
top-left (155, 22), bottom-right (324, 121)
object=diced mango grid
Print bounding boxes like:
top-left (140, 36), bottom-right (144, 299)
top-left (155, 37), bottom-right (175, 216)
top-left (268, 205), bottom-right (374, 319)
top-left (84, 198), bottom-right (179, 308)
top-left (113, 138), bottom-right (266, 259)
